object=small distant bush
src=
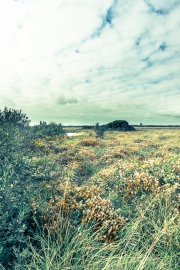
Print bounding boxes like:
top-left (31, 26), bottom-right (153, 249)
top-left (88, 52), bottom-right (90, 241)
top-left (94, 122), bottom-right (105, 138)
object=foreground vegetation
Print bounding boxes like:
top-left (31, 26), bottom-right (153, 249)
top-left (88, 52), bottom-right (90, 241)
top-left (0, 108), bottom-right (180, 269)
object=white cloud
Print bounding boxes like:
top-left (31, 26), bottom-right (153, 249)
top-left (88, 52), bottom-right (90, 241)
top-left (145, 0), bottom-right (179, 11)
top-left (0, 0), bottom-right (179, 125)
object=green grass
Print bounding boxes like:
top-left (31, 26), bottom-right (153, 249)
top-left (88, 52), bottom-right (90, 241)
top-left (14, 192), bottom-right (180, 270)
top-left (1, 128), bottom-right (180, 269)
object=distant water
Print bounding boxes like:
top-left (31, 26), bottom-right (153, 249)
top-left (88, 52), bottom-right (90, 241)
top-left (67, 132), bottom-right (79, 136)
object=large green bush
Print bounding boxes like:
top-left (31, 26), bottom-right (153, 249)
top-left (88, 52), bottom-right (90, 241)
top-left (0, 106), bottom-right (30, 128)
top-left (0, 123), bottom-right (35, 268)
top-left (0, 109), bottom-right (37, 268)
top-left (102, 120), bottom-right (135, 131)
top-left (0, 108), bottom-right (66, 268)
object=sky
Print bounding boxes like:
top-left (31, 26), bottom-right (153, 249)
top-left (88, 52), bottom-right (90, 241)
top-left (0, 0), bottom-right (180, 126)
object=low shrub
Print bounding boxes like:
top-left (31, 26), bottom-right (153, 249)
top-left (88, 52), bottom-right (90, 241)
top-left (80, 138), bottom-right (101, 147)
top-left (31, 181), bottom-right (126, 243)
top-left (31, 121), bottom-right (65, 139)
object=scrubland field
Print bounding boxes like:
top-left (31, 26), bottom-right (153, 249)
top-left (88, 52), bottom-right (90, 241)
top-left (1, 127), bottom-right (180, 269)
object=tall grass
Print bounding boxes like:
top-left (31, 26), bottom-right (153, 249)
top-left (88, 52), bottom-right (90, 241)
top-left (14, 190), bottom-right (180, 270)
top-left (1, 127), bottom-right (180, 269)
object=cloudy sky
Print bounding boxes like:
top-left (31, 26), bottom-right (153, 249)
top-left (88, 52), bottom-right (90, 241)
top-left (0, 0), bottom-right (180, 125)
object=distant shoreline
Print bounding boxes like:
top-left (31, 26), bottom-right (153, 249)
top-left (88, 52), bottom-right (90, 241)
top-left (63, 125), bottom-right (180, 128)
top-left (132, 125), bottom-right (180, 127)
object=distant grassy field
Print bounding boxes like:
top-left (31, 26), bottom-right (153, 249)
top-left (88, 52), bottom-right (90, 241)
top-left (1, 128), bottom-right (180, 269)
top-left (134, 126), bottom-right (180, 130)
